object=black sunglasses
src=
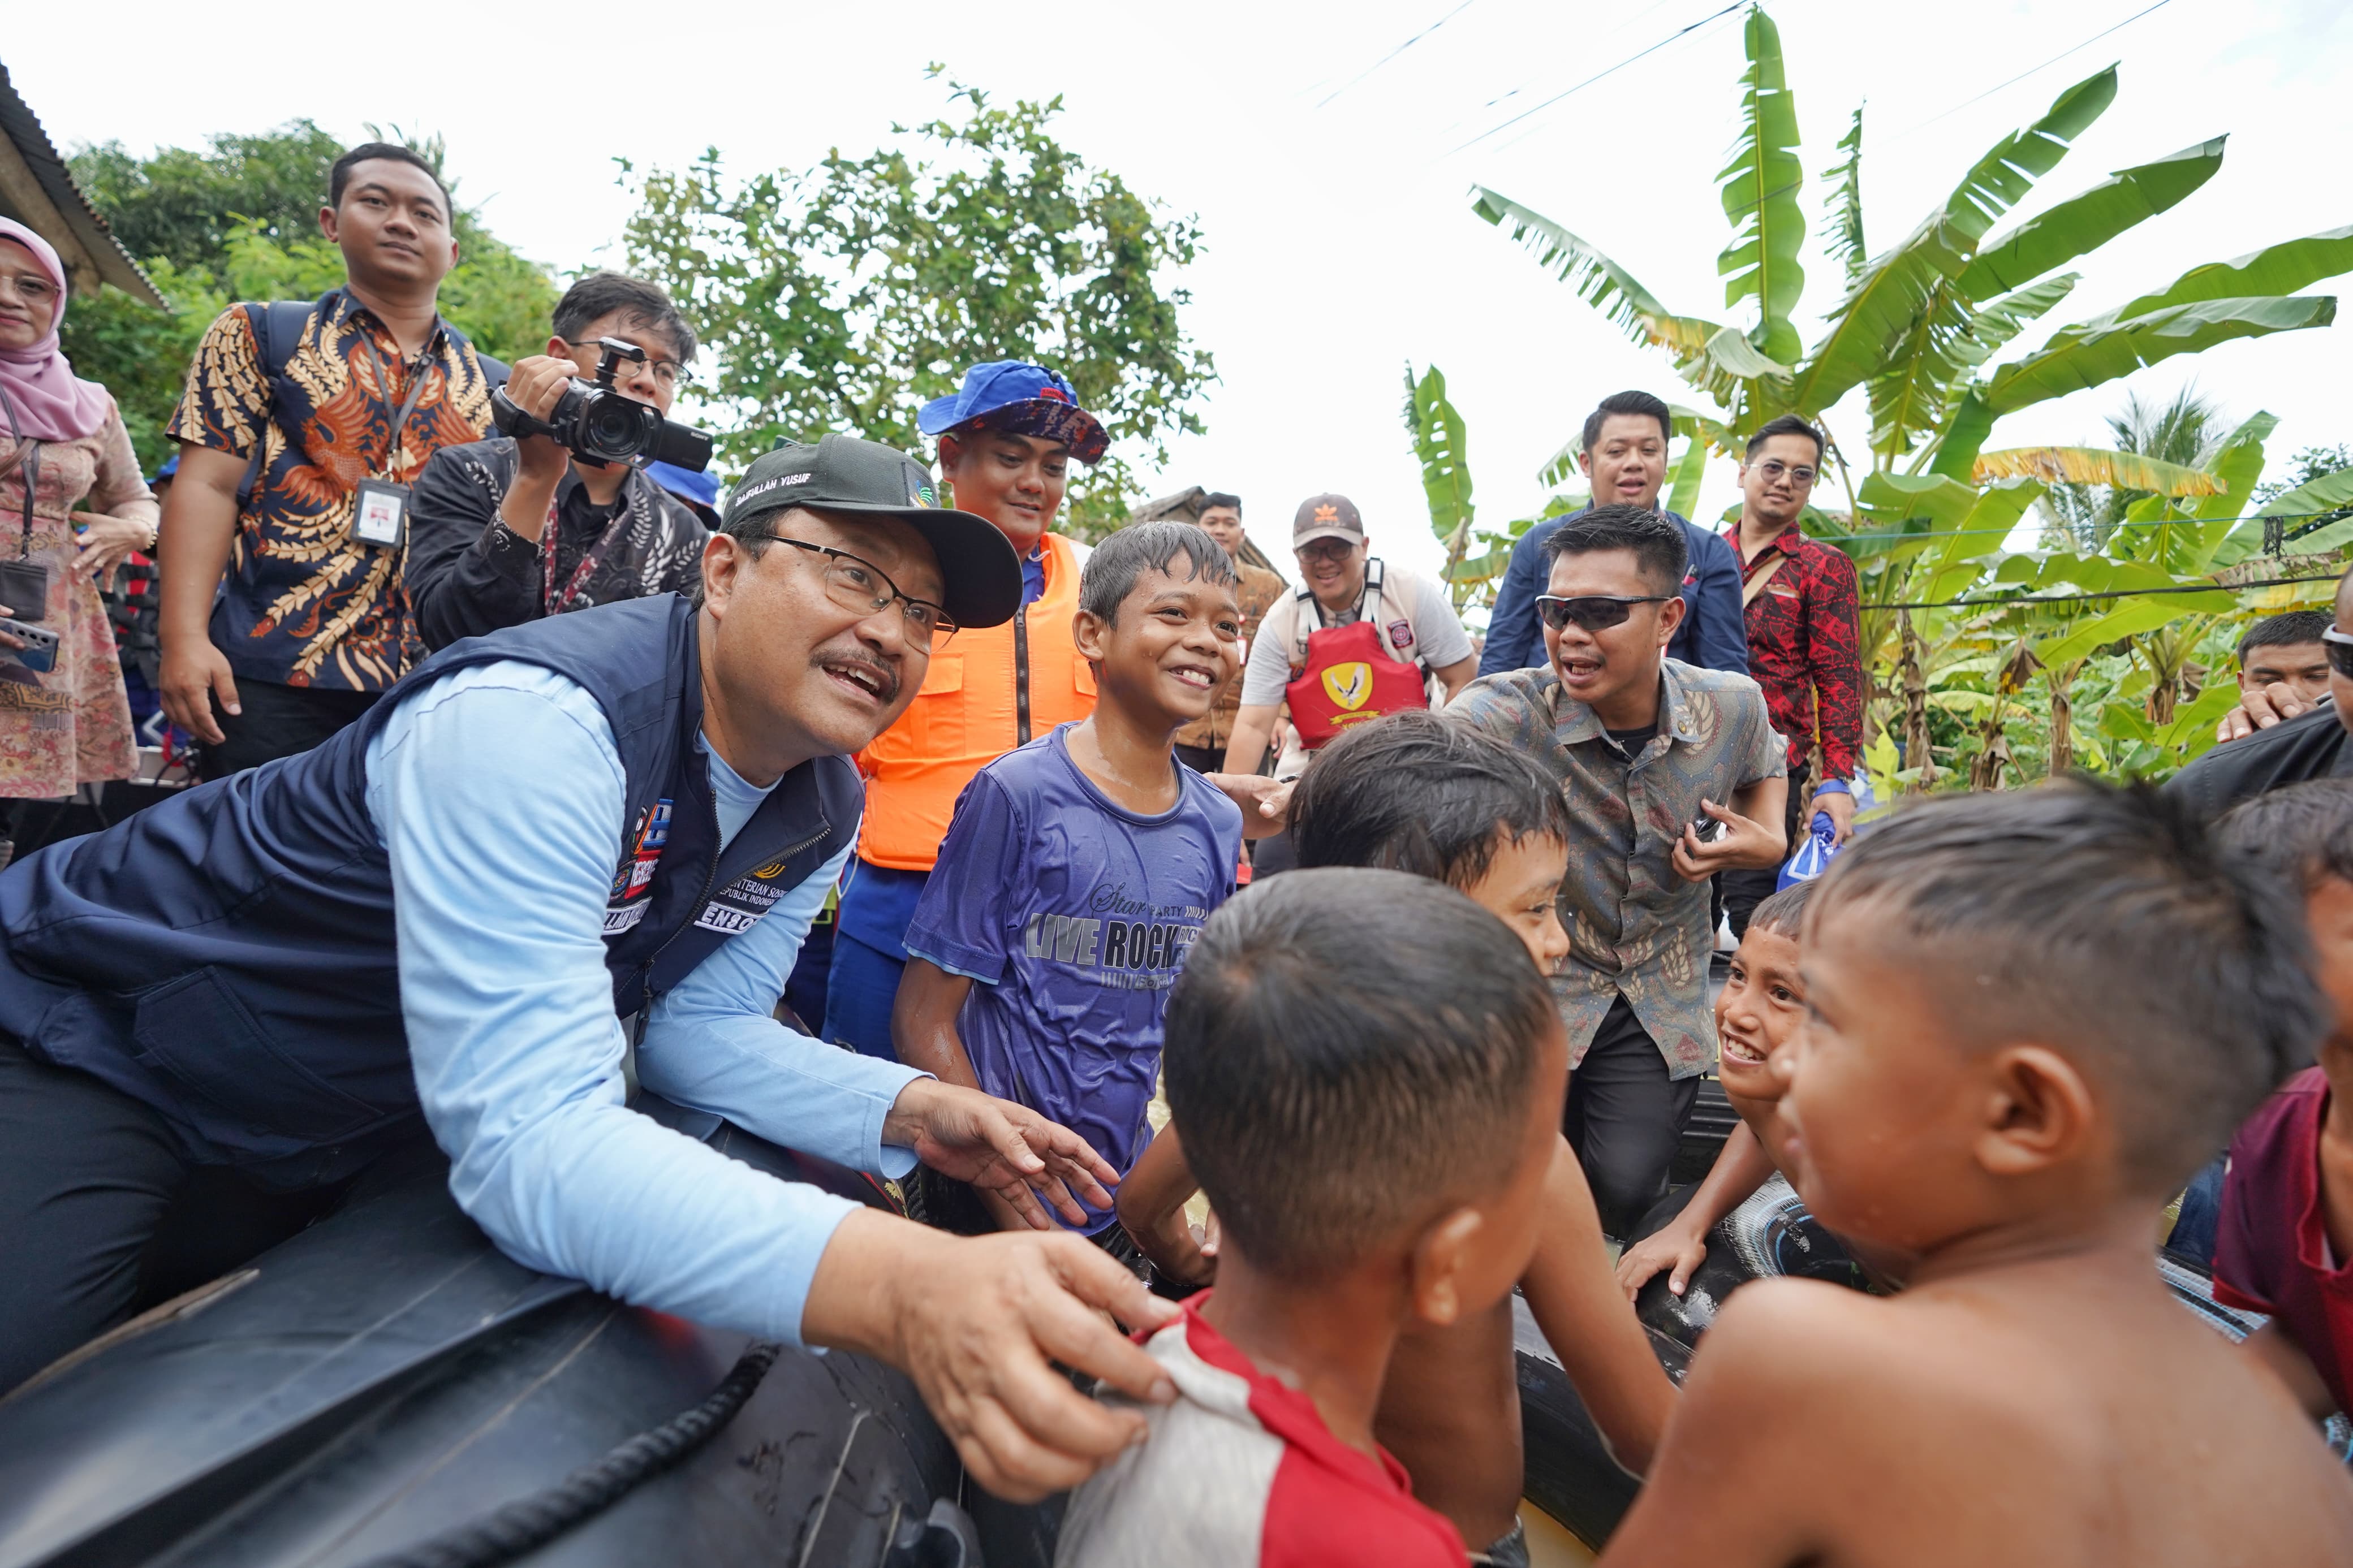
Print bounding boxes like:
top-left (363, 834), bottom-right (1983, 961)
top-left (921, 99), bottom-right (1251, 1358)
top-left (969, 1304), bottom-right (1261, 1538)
top-left (1535, 593), bottom-right (1673, 633)
top-left (2323, 627), bottom-right (2353, 679)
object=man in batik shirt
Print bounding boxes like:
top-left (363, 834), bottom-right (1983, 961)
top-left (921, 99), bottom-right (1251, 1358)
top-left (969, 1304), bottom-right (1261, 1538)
top-left (158, 142), bottom-right (498, 777)
top-left (1451, 506), bottom-right (1785, 1238)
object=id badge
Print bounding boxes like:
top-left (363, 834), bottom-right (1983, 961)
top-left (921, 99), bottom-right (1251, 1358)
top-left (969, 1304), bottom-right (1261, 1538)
top-left (352, 479), bottom-right (410, 548)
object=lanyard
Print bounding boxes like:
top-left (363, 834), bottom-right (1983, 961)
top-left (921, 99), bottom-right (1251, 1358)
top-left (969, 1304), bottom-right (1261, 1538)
top-left (541, 477), bottom-right (637, 617)
top-left (358, 327), bottom-right (434, 481)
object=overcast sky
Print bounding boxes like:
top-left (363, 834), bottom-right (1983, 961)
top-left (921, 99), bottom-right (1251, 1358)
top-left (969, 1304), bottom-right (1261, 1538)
top-left (15, 0), bottom-right (2352, 593)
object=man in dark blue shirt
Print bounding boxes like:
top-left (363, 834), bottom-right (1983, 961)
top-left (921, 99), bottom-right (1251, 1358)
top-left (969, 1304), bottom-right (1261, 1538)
top-left (1479, 391), bottom-right (1748, 679)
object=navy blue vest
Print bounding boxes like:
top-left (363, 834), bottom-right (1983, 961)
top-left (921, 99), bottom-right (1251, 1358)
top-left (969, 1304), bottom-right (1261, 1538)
top-left (0, 595), bottom-right (861, 1183)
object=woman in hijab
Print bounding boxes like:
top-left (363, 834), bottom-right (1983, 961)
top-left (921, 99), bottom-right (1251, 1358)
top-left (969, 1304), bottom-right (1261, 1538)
top-left (0, 218), bottom-right (154, 837)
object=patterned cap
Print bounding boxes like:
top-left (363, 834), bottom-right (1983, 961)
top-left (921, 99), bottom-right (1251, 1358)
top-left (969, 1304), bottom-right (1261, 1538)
top-left (915, 360), bottom-right (1110, 465)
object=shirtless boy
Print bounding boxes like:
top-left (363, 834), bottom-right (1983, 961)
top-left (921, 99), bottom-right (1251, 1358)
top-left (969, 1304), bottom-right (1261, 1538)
top-left (1600, 781), bottom-right (2353, 1565)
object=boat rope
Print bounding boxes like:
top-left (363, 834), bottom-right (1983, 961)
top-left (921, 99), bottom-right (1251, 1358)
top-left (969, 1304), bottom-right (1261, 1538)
top-left (355, 1340), bottom-right (783, 1568)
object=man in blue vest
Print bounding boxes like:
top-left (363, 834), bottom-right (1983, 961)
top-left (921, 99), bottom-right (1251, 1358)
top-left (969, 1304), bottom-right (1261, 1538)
top-left (1477, 390), bottom-right (1749, 679)
top-left (0, 434), bottom-right (1182, 1501)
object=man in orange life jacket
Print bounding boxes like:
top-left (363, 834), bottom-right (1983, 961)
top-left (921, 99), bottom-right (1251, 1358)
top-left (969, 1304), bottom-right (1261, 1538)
top-left (822, 362), bottom-right (1108, 1059)
top-left (1222, 493), bottom-right (1479, 782)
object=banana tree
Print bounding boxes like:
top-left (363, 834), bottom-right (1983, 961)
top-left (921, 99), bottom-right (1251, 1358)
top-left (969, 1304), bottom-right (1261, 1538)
top-left (1403, 362), bottom-right (1592, 616)
top-left (1471, 2), bottom-right (2353, 503)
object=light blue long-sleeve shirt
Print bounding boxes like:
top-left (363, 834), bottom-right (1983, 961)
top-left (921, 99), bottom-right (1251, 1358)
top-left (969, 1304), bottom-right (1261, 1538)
top-left (364, 659), bottom-right (923, 1346)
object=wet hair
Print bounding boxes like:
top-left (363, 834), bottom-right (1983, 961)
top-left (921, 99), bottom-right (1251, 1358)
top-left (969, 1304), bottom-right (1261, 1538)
top-left (1539, 502), bottom-right (1688, 595)
top-left (1811, 780), bottom-right (2324, 1192)
top-left (1201, 491), bottom-right (1243, 515)
top-left (553, 271), bottom-right (698, 364)
top-left (2237, 610), bottom-right (2330, 664)
top-left (1747, 877), bottom-right (1817, 941)
top-left (1290, 711), bottom-right (1571, 891)
top-left (329, 142), bottom-right (449, 214)
top-left (1580, 390), bottom-right (1673, 453)
top-left (1744, 413), bottom-right (1826, 464)
top-left (1165, 869), bottom-right (1557, 1282)
top-left (2219, 778), bottom-right (2353, 893)
top-left (1078, 520), bottom-right (1238, 625)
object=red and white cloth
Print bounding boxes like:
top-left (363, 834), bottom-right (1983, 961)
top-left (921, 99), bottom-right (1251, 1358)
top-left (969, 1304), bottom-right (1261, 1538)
top-left (1055, 1295), bottom-right (1467, 1567)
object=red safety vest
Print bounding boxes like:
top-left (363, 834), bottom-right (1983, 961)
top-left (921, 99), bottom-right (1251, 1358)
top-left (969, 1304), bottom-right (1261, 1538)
top-left (1282, 559), bottom-right (1429, 749)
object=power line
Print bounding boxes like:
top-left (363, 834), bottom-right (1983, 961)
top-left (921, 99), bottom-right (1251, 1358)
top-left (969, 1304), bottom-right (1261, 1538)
top-left (1820, 502), bottom-right (2352, 546)
top-left (1319, 1), bottom-right (1481, 109)
top-left (1453, 1), bottom-right (1747, 153)
top-left (1888, 0), bottom-right (2177, 141)
top-left (1864, 572), bottom-right (2333, 613)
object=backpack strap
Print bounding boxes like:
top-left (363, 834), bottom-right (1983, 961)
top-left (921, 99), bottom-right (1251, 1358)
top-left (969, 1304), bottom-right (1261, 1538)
top-left (235, 293), bottom-right (337, 509)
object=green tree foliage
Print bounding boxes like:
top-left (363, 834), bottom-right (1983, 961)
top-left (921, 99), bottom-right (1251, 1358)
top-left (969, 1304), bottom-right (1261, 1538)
top-left (620, 72), bottom-right (1215, 539)
top-left (60, 123), bottom-right (557, 471)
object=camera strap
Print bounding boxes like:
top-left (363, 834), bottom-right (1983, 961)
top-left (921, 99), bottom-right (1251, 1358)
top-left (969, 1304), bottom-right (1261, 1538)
top-left (541, 478), bottom-right (636, 617)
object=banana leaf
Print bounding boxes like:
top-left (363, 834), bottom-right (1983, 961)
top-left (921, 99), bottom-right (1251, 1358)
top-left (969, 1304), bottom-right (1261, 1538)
top-left (1717, 5), bottom-right (1807, 364)
top-left (1951, 274), bottom-right (2079, 372)
top-left (1821, 107), bottom-right (1867, 288)
top-left (2216, 465), bottom-right (2353, 563)
top-left (1403, 364), bottom-right (1475, 543)
top-left (1983, 295), bottom-right (2335, 415)
top-left (2035, 588), bottom-right (2239, 670)
top-left (2082, 223), bottom-right (2353, 330)
top-left (1791, 67), bottom-right (2115, 419)
top-left (1665, 437), bottom-right (1710, 520)
top-left (1472, 188), bottom-right (1726, 360)
top-left (1968, 447), bottom-right (2220, 495)
top-left (1955, 139), bottom-right (2226, 299)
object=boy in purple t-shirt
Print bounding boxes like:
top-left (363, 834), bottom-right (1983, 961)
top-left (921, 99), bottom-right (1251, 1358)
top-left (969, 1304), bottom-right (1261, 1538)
top-left (896, 523), bottom-right (1245, 1264)
top-left (2214, 781), bottom-right (2353, 1423)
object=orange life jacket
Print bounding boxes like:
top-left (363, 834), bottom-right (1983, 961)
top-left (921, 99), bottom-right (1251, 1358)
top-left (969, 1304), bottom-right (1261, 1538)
top-left (1282, 558), bottom-right (1429, 749)
top-left (855, 532), bottom-right (1097, 870)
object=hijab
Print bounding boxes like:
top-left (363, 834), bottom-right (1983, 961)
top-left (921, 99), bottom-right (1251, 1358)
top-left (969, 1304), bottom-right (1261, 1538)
top-left (0, 218), bottom-right (113, 444)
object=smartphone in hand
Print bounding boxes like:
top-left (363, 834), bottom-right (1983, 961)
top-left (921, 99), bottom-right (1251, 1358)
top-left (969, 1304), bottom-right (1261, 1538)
top-left (1689, 802), bottom-right (1727, 845)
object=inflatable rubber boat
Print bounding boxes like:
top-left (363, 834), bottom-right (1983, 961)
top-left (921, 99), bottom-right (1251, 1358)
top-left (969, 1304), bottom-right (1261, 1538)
top-left (0, 1111), bottom-right (995, 1568)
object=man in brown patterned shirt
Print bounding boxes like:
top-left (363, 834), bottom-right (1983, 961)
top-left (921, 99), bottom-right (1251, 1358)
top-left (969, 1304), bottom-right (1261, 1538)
top-left (1173, 493), bottom-right (1286, 774)
top-left (158, 142), bottom-right (499, 777)
top-left (1450, 505), bottom-right (1785, 1237)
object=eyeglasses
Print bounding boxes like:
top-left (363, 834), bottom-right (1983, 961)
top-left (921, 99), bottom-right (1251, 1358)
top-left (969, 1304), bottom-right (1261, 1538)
top-left (555, 336), bottom-right (696, 389)
top-left (0, 273), bottom-right (56, 305)
top-left (1754, 459), bottom-right (1817, 487)
top-left (2322, 627), bottom-right (2353, 679)
top-left (768, 536), bottom-right (958, 646)
top-left (1535, 594), bottom-right (1673, 633)
top-left (1296, 539), bottom-right (1359, 565)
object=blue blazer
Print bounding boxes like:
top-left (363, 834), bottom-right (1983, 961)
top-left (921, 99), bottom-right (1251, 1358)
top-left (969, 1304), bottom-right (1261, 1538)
top-left (1477, 508), bottom-right (1750, 678)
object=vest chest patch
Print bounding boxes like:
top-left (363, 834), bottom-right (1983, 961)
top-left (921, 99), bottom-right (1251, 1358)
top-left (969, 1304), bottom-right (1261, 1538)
top-left (606, 798), bottom-right (673, 928)
top-left (694, 866), bottom-right (792, 934)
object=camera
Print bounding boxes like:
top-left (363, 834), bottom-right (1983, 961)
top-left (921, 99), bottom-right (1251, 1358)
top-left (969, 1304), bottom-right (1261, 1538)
top-left (490, 337), bottom-right (714, 472)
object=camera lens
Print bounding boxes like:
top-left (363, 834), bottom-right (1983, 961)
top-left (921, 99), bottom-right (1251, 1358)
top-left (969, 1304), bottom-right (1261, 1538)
top-left (580, 390), bottom-right (656, 461)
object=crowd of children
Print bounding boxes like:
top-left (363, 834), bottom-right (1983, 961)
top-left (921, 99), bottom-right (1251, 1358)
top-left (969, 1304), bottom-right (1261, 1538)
top-left (882, 512), bottom-right (2353, 1562)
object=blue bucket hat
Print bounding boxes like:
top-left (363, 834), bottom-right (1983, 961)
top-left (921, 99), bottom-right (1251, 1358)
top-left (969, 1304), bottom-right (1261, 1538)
top-left (916, 360), bottom-right (1109, 466)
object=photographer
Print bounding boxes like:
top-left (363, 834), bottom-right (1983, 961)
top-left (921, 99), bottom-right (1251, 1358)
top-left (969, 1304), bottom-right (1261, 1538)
top-left (407, 273), bottom-right (708, 651)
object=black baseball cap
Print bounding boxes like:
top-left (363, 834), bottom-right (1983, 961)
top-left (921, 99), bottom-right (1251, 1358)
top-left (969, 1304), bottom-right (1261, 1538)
top-left (723, 434), bottom-right (1024, 629)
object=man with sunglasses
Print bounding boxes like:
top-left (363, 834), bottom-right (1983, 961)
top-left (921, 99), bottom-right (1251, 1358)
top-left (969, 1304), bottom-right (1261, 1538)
top-left (2173, 566), bottom-right (2353, 818)
top-left (1718, 415), bottom-right (1862, 940)
top-left (0, 431), bottom-right (1192, 1502)
top-left (406, 273), bottom-right (709, 650)
top-left (1451, 504), bottom-right (1786, 1238)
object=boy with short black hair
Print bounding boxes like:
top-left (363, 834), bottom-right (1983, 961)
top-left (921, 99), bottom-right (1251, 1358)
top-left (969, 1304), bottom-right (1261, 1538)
top-left (2236, 609), bottom-right (2334, 712)
top-left (1118, 711), bottom-right (1674, 1557)
top-left (1057, 868), bottom-right (1568, 1567)
top-left (894, 522), bottom-right (1245, 1257)
top-left (1599, 781), bottom-right (2353, 1564)
top-left (2215, 777), bottom-right (2353, 1423)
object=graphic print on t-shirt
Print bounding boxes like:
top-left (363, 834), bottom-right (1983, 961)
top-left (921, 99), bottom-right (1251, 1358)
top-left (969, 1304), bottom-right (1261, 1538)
top-left (1020, 880), bottom-right (1214, 992)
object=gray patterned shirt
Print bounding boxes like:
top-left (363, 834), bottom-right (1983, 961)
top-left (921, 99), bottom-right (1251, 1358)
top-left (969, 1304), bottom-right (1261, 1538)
top-left (1450, 658), bottom-right (1785, 1077)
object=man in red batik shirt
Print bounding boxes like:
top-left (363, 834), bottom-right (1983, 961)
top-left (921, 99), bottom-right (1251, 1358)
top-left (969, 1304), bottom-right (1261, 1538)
top-left (1718, 414), bottom-right (1861, 941)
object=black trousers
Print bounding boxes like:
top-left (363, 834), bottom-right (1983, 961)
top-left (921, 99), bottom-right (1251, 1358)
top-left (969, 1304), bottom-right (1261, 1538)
top-left (199, 678), bottom-right (381, 781)
top-left (1721, 761), bottom-right (1809, 944)
top-left (1565, 996), bottom-right (1703, 1239)
top-left (1172, 742), bottom-right (1225, 776)
top-left (0, 1037), bottom-right (411, 1394)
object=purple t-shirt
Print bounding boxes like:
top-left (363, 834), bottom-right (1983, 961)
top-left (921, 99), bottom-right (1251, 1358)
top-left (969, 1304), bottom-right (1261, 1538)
top-left (904, 724), bottom-right (1243, 1232)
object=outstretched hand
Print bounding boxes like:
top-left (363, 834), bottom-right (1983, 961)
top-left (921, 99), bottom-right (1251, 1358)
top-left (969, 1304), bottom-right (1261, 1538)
top-left (1615, 1221), bottom-right (1709, 1302)
top-left (885, 1078), bottom-right (1119, 1229)
top-left (1203, 771), bottom-right (1292, 839)
top-left (805, 1215), bottom-right (1180, 1500)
